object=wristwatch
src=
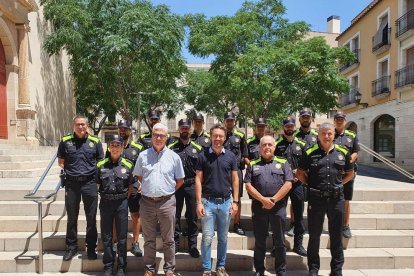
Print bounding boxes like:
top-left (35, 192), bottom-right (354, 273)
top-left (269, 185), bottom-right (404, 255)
top-left (233, 200), bottom-right (239, 204)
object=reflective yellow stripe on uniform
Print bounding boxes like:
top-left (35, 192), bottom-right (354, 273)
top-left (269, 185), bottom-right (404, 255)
top-left (274, 136), bottom-right (283, 147)
top-left (204, 131), bottom-right (210, 138)
top-left (120, 158), bottom-right (133, 169)
top-left (311, 129), bottom-right (318, 136)
top-left (334, 144), bottom-right (349, 155)
top-left (191, 141), bottom-right (203, 151)
top-left (344, 130), bottom-right (356, 138)
top-left (131, 141), bottom-right (143, 150)
top-left (305, 144), bottom-right (319, 155)
top-left (247, 136), bottom-right (257, 145)
top-left (250, 157), bottom-right (261, 166)
top-left (62, 134), bottom-right (74, 142)
top-left (87, 134), bottom-right (100, 143)
top-left (233, 129), bottom-right (245, 138)
top-left (294, 137), bottom-right (306, 147)
top-left (97, 158), bottom-right (109, 168)
top-left (167, 140), bottom-right (179, 149)
top-left (273, 156), bottom-right (287, 164)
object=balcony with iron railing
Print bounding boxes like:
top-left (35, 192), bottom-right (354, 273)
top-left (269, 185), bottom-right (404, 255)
top-left (339, 49), bottom-right (360, 73)
top-left (396, 9), bottom-right (414, 40)
top-left (339, 88), bottom-right (359, 107)
top-left (372, 75), bottom-right (391, 98)
top-left (372, 28), bottom-right (391, 54)
top-left (395, 64), bottom-right (414, 89)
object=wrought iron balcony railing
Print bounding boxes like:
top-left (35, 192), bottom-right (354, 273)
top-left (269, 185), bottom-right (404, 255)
top-left (372, 75), bottom-right (391, 96)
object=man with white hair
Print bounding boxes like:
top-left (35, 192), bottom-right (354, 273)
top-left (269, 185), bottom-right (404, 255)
top-left (133, 123), bottom-right (185, 276)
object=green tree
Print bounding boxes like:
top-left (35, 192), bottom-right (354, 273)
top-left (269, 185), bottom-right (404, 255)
top-left (41, 0), bottom-right (187, 133)
top-left (185, 0), bottom-right (353, 129)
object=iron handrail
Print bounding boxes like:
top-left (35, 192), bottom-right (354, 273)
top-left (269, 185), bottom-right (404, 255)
top-left (360, 143), bottom-right (414, 179)
top-left (24, 151), bottom-right (61, 274)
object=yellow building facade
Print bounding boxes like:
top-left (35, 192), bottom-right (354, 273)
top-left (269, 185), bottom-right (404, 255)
top-left (337, 0), bottom-right (414, 171)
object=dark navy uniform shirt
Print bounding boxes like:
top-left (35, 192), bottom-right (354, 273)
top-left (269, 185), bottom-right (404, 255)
top-left (96, 157), bottom-right (134, 195)
top-left (244, 156), bottom-right (294, 211)
top-left (334, 130), bottom-right (360, 154)
top-left (298, 143), bottom-right (354, 191)
top-left (224, 129), bottom-right (248, 169)
top-left (246, 135), bottom-right (261, 161)
top-left (191, 130), bottom-right (211, 148)
top-left (138, 131), bottom-right (175, 150)
top-left (196, 147), bottom-right (238, 198)
top-left (105, 139), bottom-right (144, 167)
top-left (294, 128), bottom-right (318, 147)
top-left (57, 133), bottom-right (104, 177)
top-left (274, 135), bottom-right (306, 170)
top-left (168, 139), bottom-right (202, 180)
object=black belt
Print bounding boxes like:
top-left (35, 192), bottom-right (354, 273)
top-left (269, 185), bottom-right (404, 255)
top-left (142, 193), bottom-right (174, 201)
top-left (66, 174), bottom-right (94, 182)
top-left (309, 187), bottom-right (343, 199)
top-left (202, 195), bottom-right (231, 203)
top-left (100, 192), bottom-right (128, 200)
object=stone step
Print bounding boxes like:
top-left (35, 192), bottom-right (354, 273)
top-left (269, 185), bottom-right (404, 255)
top-left (0, 160), bottom-right (54, 170)
top-left (3, 248), bottom-right (414, 273)
top-left (0, 230), bottom-right (412, 252)
top-left (4, 199), bottom-right (414, 216)
top-left (0, 166), bottom-right (61, 178)
top-left (2, 213), bottom-right (414, 233)
top-left (0, 148), bottom-right (57, 156)
top-left (0, 143), bottom-right (57, 150)
top-left (0, 155), bottom-right (48, 162)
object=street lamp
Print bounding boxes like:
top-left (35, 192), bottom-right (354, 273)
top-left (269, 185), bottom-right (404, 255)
top-left (354, 91), bottom-right (368, 108)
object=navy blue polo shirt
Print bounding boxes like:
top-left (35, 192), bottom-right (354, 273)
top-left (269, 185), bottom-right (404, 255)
top-left (196, 147), bottom-right (238, 198)
top-left (57, 133), bottom-right (104, 177)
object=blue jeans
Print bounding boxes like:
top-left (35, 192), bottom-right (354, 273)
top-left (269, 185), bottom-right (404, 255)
top-left (201, 197), bottom-right (232, 272)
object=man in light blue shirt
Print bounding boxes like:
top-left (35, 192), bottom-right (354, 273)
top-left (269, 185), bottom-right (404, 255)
top-left (133, 123), bottom-right (185, 276)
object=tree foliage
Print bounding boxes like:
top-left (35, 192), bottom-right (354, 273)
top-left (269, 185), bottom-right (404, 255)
top-left (41, 0), bottom-right (187, 133)
top-left (185, 0), bottom-right (353, 128)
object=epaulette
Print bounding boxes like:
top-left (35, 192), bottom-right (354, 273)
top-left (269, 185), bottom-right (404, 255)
top-left (120, 158), bottom-right (133, 169)
top-left (167, 140), bottom-right (179, 149)
top-left (274, 136), bottom-right (283, 146)
top-left (130, 141), bottom-right (143, 150)
top-left (191, 141), bottom-right (203, 151)
top-left (97, 158), bottom-right (109, 168)
top-left (87, 134), bottom-right (100, 143)
top-left (250, 157), bottom-right (261, 166)
top-left (311, 129), bottom-right (318, 136)
top-left (233, 129), bottom-right (245, 138)
top-left (294, 137), bottom-right (306, 147)
top-left (344, 130), bottom-right (356, 138)
top-left (334, 144), bottom-right (349, 155)
top-left (293, 129), bottom-right (300, 136)
top-left (305, 144), bottom-right (319, 155)
top-left (204, 131), bottom-right (210, 138)
top-left (140, 132), bottom-right (150, 138)
top-left (273, 156), bottom-right (287, 164)
top-left (247, 136), bottom-right (257, 144)
top-left (62, 134), bottom-right (74, 142)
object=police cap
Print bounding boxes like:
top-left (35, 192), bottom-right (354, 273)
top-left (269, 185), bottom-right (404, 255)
top-left (334, 111), bottom-right (346, 120)
top-left (118, 119), bottom-right (131, 129)
top-left (178, 119), bottom-right (191, 128)
top-left (283, 116), bottom-right (296, 126)
top-left (193, 113), bottom-right (204, 121)
top-left (255, 118), bottom-right (267, 126)
top-left (107, 134), bottom-right (123, 144)
top-left (224, 112), bottom-right (236, 120)
top-left (148, 110), bottom-right (160, 119)
top-left (299, 108), bottom-right (312, 117)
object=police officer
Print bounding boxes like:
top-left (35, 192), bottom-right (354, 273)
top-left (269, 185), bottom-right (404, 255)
top-left (97, 134), bottom-right (134, 276)
top-left (246, 118), bottom-right (268, 165)
top-left (333, 112), bottom-right (360, 239)
top-left (296, 123), bottom-right (355, 276)
top-left (223, 111), bottom-right (249, 235)
top-left (191, 113), bottom-right (211, 148)
top-left (106, 120), bottom-right (144, 257)
top-left (294, 108), bottom-right (318, 147)
top-left (245, 135), bottom-right (293, 276)
top-left (138, 110), bottom-right (174, 149)
top-left (274, 116), bottom-right (307, 257)
top-left (57, 114), bottom-right (104, 261)
top-left (168, 119), bottom-right (203, 258)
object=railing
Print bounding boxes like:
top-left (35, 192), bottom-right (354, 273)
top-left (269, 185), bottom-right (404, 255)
top-left (24, 152), bottom-right (61, 274)
top-left (372, 28), bottom-right (391, 52)
top-left (371, 75), bottom-right (391, 97)
top-left (35, 130), bottom-right (53, 146)
top-left (396, 9), bottom-right (414, 38)
top-left (360, 143), bottom-right (414, 179)
top-left (339, 88), bottom-right (359, 107)
top-left (395, 64), bottom-right (414, 88)
top-left (340, 49), bottom-right (360, 72)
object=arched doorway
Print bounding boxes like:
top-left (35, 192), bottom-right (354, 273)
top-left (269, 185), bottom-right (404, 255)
top-left (374, 114), bottom-right (395, 161)
top-left (0, 39), bottom-right (7, 139)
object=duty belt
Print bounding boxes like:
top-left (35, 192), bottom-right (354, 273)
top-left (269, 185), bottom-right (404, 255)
top-left (66, 174), bottom-right (94, 182)
top-left (308, 187), bottom-right (343, 199)
top-left (100, 192), bottom-right (128, 200)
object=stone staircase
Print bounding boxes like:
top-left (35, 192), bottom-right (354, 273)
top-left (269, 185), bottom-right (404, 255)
top-left (0, 142), bottom-right (59, 178)
top-left (0, 176), bottom-right (414, 275)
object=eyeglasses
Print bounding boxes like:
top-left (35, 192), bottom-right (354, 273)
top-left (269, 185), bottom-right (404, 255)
top-left (153, 134), bottom-right (167, 139)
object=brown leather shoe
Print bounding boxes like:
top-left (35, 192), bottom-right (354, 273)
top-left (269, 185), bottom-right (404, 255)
top-left (165, 272), bottom-right (174, 276)
top-left (144, 271), bottom-right (154, 276)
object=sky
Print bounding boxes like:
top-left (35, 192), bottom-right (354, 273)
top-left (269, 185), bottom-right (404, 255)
top-left (150, 0), bottom-right (374, 63)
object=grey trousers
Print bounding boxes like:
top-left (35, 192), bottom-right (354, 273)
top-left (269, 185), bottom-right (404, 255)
top-left (140, 194), bottom-right (176, 274)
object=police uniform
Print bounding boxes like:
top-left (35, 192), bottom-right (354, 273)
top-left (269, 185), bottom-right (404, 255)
top-left (294, 128), bottom-right (318, 148)
top-left (168, 132), bottom-right (202, 256)
top-left (190, 130), bottom-right (211, 148)
top-left (274, 135), bottom-right (307, 255)
top-left (57, 132), bottom-right (104, 258)
top-left (138, 111), bottom-right (175, 149)
top-left (97, 142), bottom-right (134, 275)
top-left (244, 156), bottom-right (294, 276)
top-left (298, 143), bottom-right (353, 275)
